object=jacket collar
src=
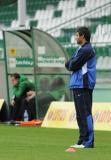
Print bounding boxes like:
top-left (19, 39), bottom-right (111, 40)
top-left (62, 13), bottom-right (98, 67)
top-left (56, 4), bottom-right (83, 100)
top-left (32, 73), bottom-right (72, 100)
top-left (81, 42), bottom-right (90, 47)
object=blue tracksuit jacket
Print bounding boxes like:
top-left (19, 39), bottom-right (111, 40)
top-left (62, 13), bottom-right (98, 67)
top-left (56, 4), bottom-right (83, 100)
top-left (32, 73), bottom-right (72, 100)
top-left (65, 42), bottom-right (96, 89)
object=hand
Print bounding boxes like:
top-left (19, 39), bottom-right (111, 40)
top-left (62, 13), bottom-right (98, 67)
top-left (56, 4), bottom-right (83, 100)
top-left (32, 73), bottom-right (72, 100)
top-left (11, 100), bottom-right (15, 106)
top-left (27, 91), bottom-right (35, 96)
top-left (26, 91), bottom-right (36, 101)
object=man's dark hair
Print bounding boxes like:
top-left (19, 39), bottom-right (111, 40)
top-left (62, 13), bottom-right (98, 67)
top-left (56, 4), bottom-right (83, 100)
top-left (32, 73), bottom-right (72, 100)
top-left (76, 27), bottom-right (91, 42)
top-left (10, 73), bottom-right (20, 79)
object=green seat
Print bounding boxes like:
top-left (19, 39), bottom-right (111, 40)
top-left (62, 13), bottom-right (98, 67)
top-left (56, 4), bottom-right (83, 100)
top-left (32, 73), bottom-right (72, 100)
top-left (57, 36), bottom-right (71, 43)
top-left (0, 2), bottom-right (17, 26)
top-left (53, 10), bottom-right (62, 18)
top-left (29, 20), bottom-right (38, 27)
top-left (76, 0), bottom-right (86, 7)
top-left (62, 28), bottom-right (76, 37)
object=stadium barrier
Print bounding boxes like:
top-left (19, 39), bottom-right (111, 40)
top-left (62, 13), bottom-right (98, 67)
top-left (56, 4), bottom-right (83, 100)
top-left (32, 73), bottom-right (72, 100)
top-left (42, 101), bottom-right (111, 131)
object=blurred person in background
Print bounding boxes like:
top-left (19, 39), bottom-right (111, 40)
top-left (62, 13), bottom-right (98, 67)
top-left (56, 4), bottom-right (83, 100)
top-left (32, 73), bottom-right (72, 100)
top-left (26, 76), bottom-right (66, 119)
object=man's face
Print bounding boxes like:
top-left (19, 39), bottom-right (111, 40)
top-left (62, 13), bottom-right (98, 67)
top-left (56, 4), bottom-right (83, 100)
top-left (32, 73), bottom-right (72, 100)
top-left (75, 32), bottom-right (84, 45)
top-left (11, 77), bottom-right (19, 86)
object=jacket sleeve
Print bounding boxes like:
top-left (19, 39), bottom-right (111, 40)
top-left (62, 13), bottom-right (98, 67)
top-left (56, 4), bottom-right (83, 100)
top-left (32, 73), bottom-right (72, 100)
top-left (65, 49), bottom-right (94, 72)
top-left (14, 82), bottom-right (28, 98)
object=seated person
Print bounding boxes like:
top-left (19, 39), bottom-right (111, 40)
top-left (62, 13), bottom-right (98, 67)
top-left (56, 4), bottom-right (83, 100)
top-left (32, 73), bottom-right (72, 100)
top-left (10, 73), bottom-right (36, 121)
top-left (26, 77), bottom-right (66, 119)
top-left (38, 76), bottom-right (50, 93)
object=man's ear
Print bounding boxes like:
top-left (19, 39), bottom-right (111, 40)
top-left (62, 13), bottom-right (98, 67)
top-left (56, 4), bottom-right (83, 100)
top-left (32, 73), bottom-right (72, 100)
top-left (81, 34), bottom-right (85, 39)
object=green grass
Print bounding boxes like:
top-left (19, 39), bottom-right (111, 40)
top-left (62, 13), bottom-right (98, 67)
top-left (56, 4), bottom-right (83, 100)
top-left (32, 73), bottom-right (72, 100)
top-left (0, 125), bottom-right (111, 160)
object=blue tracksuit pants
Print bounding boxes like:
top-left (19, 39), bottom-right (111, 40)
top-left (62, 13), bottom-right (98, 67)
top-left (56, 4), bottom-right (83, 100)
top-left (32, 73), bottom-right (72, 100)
top-left (73, 88), bottom-right (94, 147)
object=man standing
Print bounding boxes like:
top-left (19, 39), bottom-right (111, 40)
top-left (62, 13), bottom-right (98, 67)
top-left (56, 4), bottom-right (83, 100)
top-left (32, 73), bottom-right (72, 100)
top-left (65, 27), bottom-right (96, 148)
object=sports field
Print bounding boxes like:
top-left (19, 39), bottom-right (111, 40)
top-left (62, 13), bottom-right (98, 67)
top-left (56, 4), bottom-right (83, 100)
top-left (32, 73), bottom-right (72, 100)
top-left (0, 125), bottom-right (111, 160)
